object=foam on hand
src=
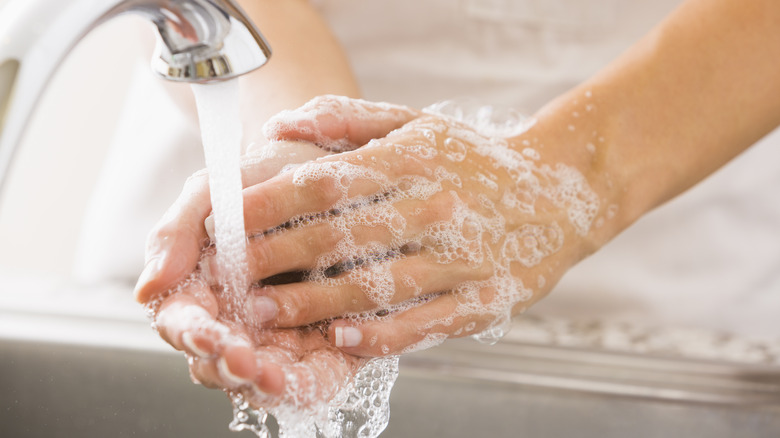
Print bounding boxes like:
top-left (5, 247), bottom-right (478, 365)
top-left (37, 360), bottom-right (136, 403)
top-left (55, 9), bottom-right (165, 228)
top-left (263, 95), bottom-right (419, 153)
top-left (278, 97), bottom-right (601, 351)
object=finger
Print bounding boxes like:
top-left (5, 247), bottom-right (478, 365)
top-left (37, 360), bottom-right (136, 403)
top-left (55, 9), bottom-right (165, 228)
top-left (240, 157), bottom-right (395, 237)
top-left (187, 357), bottom-right (222, 389)
top-left (135, 141), bottom-right (326, 304)
top-left (188, 342), bottom-right (286, 396)
top-left (218, 329), bottom-right (314, 398)
top-left (241, 140), bottom-right (329, 173)
top-left (257, 345), bottom-right (361, 407)
top-left (240, 183), bottom-right (461, 283)
top-left (242, 117), bottom-right (462, 239)
top-left (290, 347), bottom-right (360, 405)
top-left (154, 284), bottom-right (219, 352)
top-left (248, 254), bottom-right (487, 328)
top-left (263, 95), bottom-right (420, 152)
top-left (243, 212), bottom-right (404, 282)
top-left (154, 280), bottom-right (255, 366)
top-left (187, 346), bottom-right (255, 390)
top-left (252, 360), bottom-right (286, 397)
top-left (134, 171), bottom-right (212, 304)
top-left (242, 222), bottom-right (341, 282)
top-left (327, 290), bottom-right (506, 357)
top-left (175, 320), bottom-right (287, 395)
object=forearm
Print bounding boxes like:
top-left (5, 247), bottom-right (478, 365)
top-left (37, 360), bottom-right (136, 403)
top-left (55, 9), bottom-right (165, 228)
top-left (530, 0), bottom-right (780, 248)
top-left (237, 0), bottom-right (360, 143)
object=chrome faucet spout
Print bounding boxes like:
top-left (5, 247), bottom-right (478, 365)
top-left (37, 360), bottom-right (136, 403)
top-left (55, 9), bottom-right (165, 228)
top-left (120, 0), bottom-right (272, 82)
top-left (0, 0), bottom-right (271, 193)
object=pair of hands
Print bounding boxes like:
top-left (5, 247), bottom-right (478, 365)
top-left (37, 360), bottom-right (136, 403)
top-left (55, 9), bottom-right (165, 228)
top-left (134, 95), bottom-right (601, 408)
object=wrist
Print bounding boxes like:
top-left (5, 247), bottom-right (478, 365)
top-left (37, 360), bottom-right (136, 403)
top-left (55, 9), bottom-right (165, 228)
top-left (511, 87), bottom-right (629, 260)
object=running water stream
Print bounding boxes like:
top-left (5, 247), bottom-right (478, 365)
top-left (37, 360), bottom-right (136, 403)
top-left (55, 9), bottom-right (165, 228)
top-left (191, 80), bottom-right (250, 309)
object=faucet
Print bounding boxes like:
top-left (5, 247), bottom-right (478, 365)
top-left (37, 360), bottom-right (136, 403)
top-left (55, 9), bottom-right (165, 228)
top-left (0, 0), bottom-right (271, 191)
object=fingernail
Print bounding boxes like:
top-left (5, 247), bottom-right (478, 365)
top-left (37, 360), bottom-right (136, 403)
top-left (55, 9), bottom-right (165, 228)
top-left (218, 356), bottom-right (251, 386)
top-left (334, 326), bottom-right (362, 348)
top-left (133, 256), bottom-right (163, 301)
top-left (204, 215), bottom-right (215, 242)
top-left (182, 332), bottom-right (209, 358)
top-left (252, 296), bottom-right (278, 324)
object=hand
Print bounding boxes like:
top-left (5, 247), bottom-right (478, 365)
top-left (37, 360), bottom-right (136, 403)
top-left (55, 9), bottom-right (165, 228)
top-left (231, 96), bottom-right (607, 356)
top-left (134, 97), bottom-right (419, 305)
top-left (137, 140), bottom-right (364, 408)
top-left (134, 139), bottom-right (328, 305)
top-left (135, 98), bottom-right (419, 406)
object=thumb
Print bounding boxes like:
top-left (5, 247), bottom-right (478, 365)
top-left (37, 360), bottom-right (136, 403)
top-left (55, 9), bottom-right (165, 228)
top-left (263, 95), bottom-right (420, 152)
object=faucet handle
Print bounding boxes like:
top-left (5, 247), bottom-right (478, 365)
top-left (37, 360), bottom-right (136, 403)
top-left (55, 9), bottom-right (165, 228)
top-left (147, 0), bottom-right (271, 83)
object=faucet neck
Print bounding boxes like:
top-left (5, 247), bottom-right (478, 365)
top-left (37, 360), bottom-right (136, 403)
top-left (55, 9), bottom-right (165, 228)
top-left (0, 0), bottom-right (270, 194)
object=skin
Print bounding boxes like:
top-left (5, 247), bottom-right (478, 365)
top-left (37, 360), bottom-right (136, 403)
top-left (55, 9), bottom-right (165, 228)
top-left (134, 0), bottom-right (780, 407)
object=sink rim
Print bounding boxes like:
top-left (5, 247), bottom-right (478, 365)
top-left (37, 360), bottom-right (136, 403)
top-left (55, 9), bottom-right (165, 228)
top-left (2, 274), bottom-right (779, 407)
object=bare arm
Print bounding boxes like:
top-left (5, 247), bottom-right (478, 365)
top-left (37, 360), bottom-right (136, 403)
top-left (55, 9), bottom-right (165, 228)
top-left (230, 0), bottom-right (780, 355)
top-left (236, 0), bottom-right (360, 142)
top-left (538, 0), bottom-right (780, 249)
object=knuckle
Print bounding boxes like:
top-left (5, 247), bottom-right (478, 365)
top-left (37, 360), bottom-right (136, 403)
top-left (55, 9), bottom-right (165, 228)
top-left (249, 241), bottom-right (273, 279)
top-left (366, 320), bottom-right (421, 356)
top-left (391, 267), bottom-right (422, 302)
top-left (275, 289), bottom-right (316, 326)
top-left (311, 94), bottom-right (338, 108)
top-left (248, 190), bottom-right (282, 232)
top-left (190, 362), bottom-right (219, 389)
top-left (422, 193), bottom-right (456, 224)
top-left (312, 223), bottom-right (344, 253)
top-left (309, 176), bottom-right (343, 208)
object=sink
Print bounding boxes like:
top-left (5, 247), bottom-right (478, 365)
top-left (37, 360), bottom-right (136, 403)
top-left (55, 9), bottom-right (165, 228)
top-left (1, 276), bottom-right (779, 437)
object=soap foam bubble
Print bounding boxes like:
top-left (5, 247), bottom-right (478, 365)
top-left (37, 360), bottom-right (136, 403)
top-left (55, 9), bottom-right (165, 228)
top-left (274, 97), bottom-right (601, 352)
top-left (423, 99), bottom-right (536, 138)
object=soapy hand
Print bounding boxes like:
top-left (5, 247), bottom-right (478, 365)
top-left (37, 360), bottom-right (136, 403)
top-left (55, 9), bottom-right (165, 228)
top-left (148, 276), bottom-right (364, 409)
top-left (135, 97), bottom-right (421, 404)
top-left (232, 95), bottom-right (605, 356)
top-left (134, 97), bottom-right (419, 305)
top-left (136, 138), bottom-right (365, 404)
top-left (137, 95), bottom-right (609, 404)
top-left (136, 140), bottom-right (370, 410)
